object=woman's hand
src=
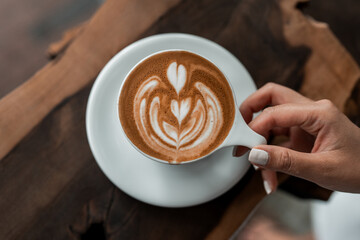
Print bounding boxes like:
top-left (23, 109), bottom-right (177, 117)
top-left (234, 83), bottom-right (360, 194)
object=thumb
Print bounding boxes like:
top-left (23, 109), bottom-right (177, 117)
top-left (248, 145), bottom-right (318, 179)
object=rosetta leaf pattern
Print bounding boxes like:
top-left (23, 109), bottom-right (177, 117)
top-left (133, 61), bottom-right (223, 163)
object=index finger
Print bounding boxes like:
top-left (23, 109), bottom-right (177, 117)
top-left (240, 83), bottom-right (312, 123)
top-left (249, 102), bottom-right (320, 139)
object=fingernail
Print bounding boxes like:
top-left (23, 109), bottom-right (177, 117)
top-left (263, 180), bottom-right (272, 195)
top-left (253, 165), bottom-right (259, 170)
top-left (249, 148), bottom-right (268, 166)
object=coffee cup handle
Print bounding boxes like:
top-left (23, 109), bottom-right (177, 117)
top-left (220, 110), bottom-right (267, 149)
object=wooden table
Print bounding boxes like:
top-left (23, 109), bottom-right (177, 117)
top-left (0, 0), bottom-right (359, 239)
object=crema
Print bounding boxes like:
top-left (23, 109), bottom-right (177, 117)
top-left (119, 51), bottom-right (235, 163)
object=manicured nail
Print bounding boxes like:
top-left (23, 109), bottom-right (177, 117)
top-left (249, 148), bottom-right (268, 166)
top-left (263, 180), bottom-right (272, 195)
top-left (253, 165), bottom-right (259, 170)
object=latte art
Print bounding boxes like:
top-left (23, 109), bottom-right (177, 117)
top-left (134, 62), bottom-right (223, 161)
top-left (119, 51), bottom-right (235, 163)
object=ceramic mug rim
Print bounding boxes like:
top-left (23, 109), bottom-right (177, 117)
top-left (117, 49), bottom-right (241, 164)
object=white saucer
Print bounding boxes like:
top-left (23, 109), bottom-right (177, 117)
top-left (86, 33), bottom-right (258, 207)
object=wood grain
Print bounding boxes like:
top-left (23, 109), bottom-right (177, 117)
top-left (47, 22), bottom-right (87, 59)
top-left (0, 0), bottom-right (359, 239)
top-left (0, 0), bottom-right (180, 161)
top-left (281, 0), bottom-right (360, 110)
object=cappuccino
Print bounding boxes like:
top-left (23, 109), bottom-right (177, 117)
top-left (119, 51), bottom-right (235, 163)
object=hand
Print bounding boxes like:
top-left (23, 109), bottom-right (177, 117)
top-left (234, 83), bottom-right (360, 194)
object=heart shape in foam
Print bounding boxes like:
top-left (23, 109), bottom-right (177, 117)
top-left (167, 62), bottom-right (186, 95)
top-left (170, 98), bottom-right (191, 124)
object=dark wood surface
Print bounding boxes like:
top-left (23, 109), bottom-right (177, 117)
top-left (2, 0), bottom-right (360, 98)
top-left (0, 0), bottom-right (99, 98)
top-left (0, 0), bottom-right (359, 239)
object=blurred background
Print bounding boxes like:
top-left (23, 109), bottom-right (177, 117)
top-left (1, 0), bottom-right (359, 100)
top-left (0, 0), bottom-right (101, 98)
top-left (0, 0), bottom-right (359, 239)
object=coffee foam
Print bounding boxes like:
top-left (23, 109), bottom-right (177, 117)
top-left (119, 51), bottom-right (235, 163)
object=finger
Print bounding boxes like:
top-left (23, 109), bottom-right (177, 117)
top-left (261, 169), bottom-right (278, 194)
top-left (240, 83), bottom-right (312, 123)
top-left (248, 145), bottom-right (322, 181)
top-left (249, 103), bottom-right (322, 138)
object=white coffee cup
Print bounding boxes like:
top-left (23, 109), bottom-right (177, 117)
top-left (118, 49), bottom-right (266, 164)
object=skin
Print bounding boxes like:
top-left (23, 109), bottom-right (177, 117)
top-left (235, 83), bottom-right (360, 193)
